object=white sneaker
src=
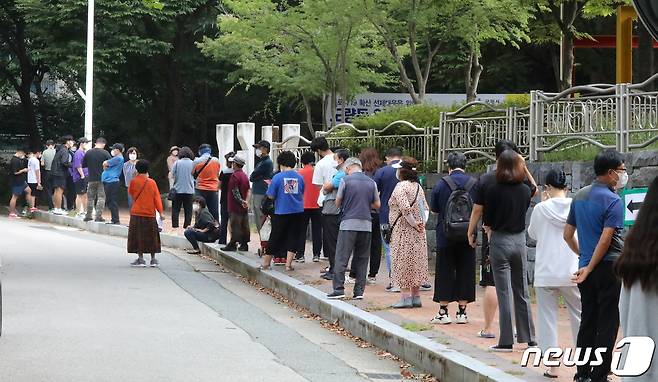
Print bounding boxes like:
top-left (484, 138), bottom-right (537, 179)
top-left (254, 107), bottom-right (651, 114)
top-left (430, 312), bottom-right (452, 325)
top-left (345, 276), bottom-right (355, 284)
top-left (52, 208), bottom-right (64, 215)
top-left (367, 277), bottom-right (377, 285)
top-left (385, 283), bottom-right (401, 293)
top-left (455, 312), bottom-right (469, 324)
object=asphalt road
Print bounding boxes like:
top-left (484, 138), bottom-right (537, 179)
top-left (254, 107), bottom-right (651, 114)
top-left (0, 218), bottom-right (408, 382)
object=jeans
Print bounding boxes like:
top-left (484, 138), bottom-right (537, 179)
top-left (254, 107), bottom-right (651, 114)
top-left (321, 214), bottom-right (340, 274)
top-left (218, 208), bottom-right (229, 244)
top-left (380, 227), bottom-right (392, 278)
top-left (184, 228), bottom-right (214, 250)
top-left (332, 230), bottom-right (371, 296)
top-left (251, 193), bottom-right (266, 234)
top-left (172, 193), bottom-right (194, 228)
top-left (86, 181), bottom-right (106, 220)
top-left (103, 182), bottom-right (121, 223)
top-left (489, 231), bottom-right (535, 347)
top-left (196, 189), bottom-right (219, 221)
top-left (127, 190), bottom-right (133, 210)
top-left (297, 208), bottom-right (322, 257)
top-left (575, 261), bottom-right (621, 382)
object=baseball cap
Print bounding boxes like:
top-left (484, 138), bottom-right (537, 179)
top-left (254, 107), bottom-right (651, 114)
top-left (253, 140), bottom-right (271, 150)
top-left (78, 137), bottom-right (90, 144)
top-left (233, 155), bottom-right (246, 166)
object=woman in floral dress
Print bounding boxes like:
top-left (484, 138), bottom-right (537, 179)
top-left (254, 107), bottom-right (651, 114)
top-left (389, 157), bottom-right (429, 309)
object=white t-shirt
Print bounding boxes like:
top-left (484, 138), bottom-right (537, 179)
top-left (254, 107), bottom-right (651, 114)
top-left (27, 157), bottom-right (40, 184)
top-left (312, 153), bottom-right (337, 206)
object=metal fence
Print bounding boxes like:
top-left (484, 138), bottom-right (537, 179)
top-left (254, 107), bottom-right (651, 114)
top-left (270, 75), bottom-right (658, 173)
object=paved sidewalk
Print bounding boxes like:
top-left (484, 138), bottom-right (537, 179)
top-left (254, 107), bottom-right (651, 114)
top-left (57, 207), bottom-right (616, 382)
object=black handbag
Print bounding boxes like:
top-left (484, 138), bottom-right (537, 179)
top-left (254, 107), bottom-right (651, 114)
top-left (167, 188), bottom-right (177, 201)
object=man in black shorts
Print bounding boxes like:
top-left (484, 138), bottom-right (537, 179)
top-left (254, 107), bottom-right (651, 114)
top-left (467, 140), bottom-right (538, 339)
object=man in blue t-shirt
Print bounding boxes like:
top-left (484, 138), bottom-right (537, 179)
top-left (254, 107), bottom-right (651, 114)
top-left (102, 143), bottom-right (125, 224)
top-left (564, 149), bottom-right (626, 382)
top-left (373, 147), bottom-right (402, 291)
top-left (263, 151), bottom-right (305, 270)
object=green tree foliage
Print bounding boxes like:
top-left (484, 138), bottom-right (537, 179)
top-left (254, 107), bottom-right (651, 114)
top-left (199, 0), bottom-right (392, 132)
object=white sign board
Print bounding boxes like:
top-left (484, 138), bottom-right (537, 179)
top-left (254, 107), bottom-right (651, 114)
top-left (326, 92), bottom-right (514, 125)
top-left (622, 188), bottom-right (647, 225)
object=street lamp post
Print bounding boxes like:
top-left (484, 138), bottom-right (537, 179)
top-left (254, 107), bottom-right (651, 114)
top-left (84, 0), bottom-right (95, 141)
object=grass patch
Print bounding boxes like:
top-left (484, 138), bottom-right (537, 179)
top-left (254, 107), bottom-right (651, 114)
top-left (401, 322), bottom-right (433, 332)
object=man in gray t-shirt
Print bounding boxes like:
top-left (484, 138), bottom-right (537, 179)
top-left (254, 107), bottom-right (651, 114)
top-left (327, 158), bottom-right (380, 300)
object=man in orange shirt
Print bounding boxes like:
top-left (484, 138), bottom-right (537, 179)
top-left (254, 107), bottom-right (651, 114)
top-left (295, 151), bottom-right (323, 263)
top-left (193, 144), bottom-right (221, 221)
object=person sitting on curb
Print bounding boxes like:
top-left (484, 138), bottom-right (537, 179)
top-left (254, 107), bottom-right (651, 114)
top-left (185, 196), bottom-right (219, 255)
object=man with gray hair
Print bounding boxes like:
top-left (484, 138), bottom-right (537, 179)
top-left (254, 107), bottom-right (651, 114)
top-left (327, 158), bottom-right (381, 300)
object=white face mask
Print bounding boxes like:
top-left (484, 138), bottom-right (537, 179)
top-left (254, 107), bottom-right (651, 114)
top-left (614, 170), bottom-right (628, 189)
top-left (255, 149), bottom-right (262, 158)
top-left (193, 203), bottom-right (200, 212)
top-left (129, 153), bottom-right (137, 161)
top-left (71, 147), bottom-right (77, 152)
top-left (395, 169), bottom-right (401, 181)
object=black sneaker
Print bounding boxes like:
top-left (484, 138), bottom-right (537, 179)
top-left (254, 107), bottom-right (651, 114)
top-left (327, 291), bottom-right (345, 299)
top-left (312, 254), bottom-right (320, 262)
top-left (573, 377), bottom-right (592, 382)
top-left (294, 255), bottom-right (305, 263)
top-left (489, 344), bottom-right (513, 353)
top-left (83, 216), bottom-right (93, 222)
top-left (94, 217), bottom-right (105, 222)
top-left (238, 244), bottom-right (249, 251)
top-left (222, 245), bottom-right (237, 252)
top-left (321, 272), bottom-right (334, 280)
top-left (130, 258), bottom-right (147, 267)
top-left (353, 294), bottom-right (364, 300)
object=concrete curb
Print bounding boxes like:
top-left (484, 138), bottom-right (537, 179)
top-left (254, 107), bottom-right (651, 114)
top-left (33, 211), bottom-right (523, 382)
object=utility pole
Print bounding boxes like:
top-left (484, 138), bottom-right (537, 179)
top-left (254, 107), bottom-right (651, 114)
top-left (84, 0), bottom-right (95, 141)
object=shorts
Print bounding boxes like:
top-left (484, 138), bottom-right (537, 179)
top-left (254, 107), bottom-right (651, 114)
top-left (52, 175), bottom-right (67, 189)
top-left (479, 242), bottom-right (495, 287)
top-left (75, 178), bottom-right (88, 195)
top-left (268, 213), bottom-right (304, 256)
top-left (11, 182), bottom-right (29, 196)
top-left (28, 183), bottom-right (39, 194)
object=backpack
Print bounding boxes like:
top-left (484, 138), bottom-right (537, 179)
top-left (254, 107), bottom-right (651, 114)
top-left (442, 176), bottom-right (476, 242)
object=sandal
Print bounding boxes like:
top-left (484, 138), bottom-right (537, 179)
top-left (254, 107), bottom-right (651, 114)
top-left (477, 330), bottom-right (496, 339)
top-left (285, 266), bottom-right (295, 271)
top-left (258, 265), bottom-right (271, 271)
top-left (543, 370), bottom-right (558, 379)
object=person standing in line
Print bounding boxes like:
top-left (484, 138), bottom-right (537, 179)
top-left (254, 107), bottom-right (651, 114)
top-left (218, 152), bottom-right (236, 245)
top-left (122, 147), bottom-right (139, 209)
top-left (193, 144), bottom-right (221, 221)
top-left (430, 152), bottom-right (476, 324)
top-left (102, 143), bottom-right (125, 225)
top-left (83, 137), bottom-right (112, 222)
top-left (388, 158), bottom-right (429, 308)
top-left (262, 151), bottom-right (305, 271)
top-left (222, 154), bottom-right (251, 252)
top-left (467, 139), bottom-right (538, 339)
top-left (327, 158), bottom-right (380, 299)
top-left (26, 149), bottom-right (42, 212)
top-left (167, 146), bottom-right (179, 190)
top-left (310, 137), bottom-right (338, 280)
top-left (358, 148), bottom-right (383, 284)
top-left (563, 150), bottom-right (626, 382)
top-left (50, 135), bottom-right (76, 215)
top-left (8, 149), bottom-right (32, 218)
top-left (71, 138), bottom-right (90, 218)
top-left (171, 146), bottom-right (196, 229)
top-left (295, 151), bottom-right (322, 263)
top-left (319, 148), bottom-right (349, 277)
top-left (476, 150), bottom-right (536, 352)
top-left (41, 139), bottom-right (56, 211)
top-left (374, 147), bottom-right (402, 292)
top-left (64, 142), bottom-right (78, 212)
top-left (527, 169), bottom-right (581, 379)
top-left (127, 160), bottom-right (163, 267)
top-left (250, 140), bottom-right (274, 234)
top-left (615, 176), bottom-right (658, 382)
top-left (184, 196), bottom-right (219, 255)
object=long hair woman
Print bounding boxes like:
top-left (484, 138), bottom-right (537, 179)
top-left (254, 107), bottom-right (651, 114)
top-left (388, 157), bottom-right (429, 308)
top-left (359, 148), bottom-right (383, 283)
top-left (615, 177), bottom-right (658, 382)
top-left (482, 150), bottom-right (536, 351)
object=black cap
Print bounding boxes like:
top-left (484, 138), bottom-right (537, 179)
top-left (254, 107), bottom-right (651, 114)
top-left (253, 140), bottom-right (271, 150)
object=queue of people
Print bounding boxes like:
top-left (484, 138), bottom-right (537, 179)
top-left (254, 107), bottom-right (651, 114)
top-left (8, 135), bottom-right (657, 381)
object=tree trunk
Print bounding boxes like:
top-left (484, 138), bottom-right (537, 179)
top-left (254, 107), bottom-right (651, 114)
top-left (560, 33), bottom-right (575, 90)
top-left (637, 23), bottom-right (655, 88)
top-left (301, 93), bottom-right (314, 137)
top-left (465, 51), bottom-right (483, 103)
top-left (17, 84), bottom-right (41, 149)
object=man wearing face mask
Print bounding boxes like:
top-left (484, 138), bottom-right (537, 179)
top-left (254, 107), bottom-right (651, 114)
top-left (102, 143), bottom-right (125, 225)
top-left (563, 149), bottom-right (626, 382)
top-left (51, 135), bottom-right (76, 215)
top-left (250, 140), bottom-right (274, 234)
